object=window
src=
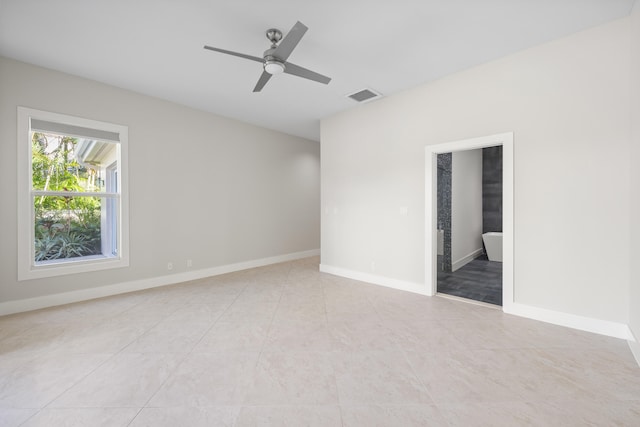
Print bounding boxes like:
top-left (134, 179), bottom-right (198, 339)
top-left (18, 107), bottom-right (129, 280)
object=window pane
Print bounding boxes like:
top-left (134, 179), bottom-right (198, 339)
top-left (34, 195), bottom-right (106, 262)
top-left (31, 132), bottom-right (118, 193)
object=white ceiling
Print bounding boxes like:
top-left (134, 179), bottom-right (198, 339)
top-left (0, 0), bottom-right (636, 141)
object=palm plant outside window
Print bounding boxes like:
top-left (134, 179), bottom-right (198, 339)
top-left (32, 131), bottom-right (116, 261)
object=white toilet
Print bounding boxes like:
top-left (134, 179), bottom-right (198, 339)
top-left (482, 232), bottom-right (503, 262)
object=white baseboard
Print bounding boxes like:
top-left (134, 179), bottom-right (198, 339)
top-left (452, 248), bottom-right (484, 272)
top-left (317, 264), bottom-right (632, 341)
top-left (0, 249), bottom-right (320, 316)
top-left (319, 264), bottom-right (428, 295)
top-left (504, 302), bottom-right (633, 340)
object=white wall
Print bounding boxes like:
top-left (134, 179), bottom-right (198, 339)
top-left (0, 57), bottom-right (320, 307)
top-left (629, 2), bottom-right (640, 359)
top-left (451, 149), bottom-right (483, 271)
top-left (321, 17), bottom-right (631, 324)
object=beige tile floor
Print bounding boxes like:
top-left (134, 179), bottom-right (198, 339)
top-left (1, 257), bottom-right (639, 426)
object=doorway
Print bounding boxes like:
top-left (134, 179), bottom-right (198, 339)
top-left (436, 147), bottom-right (502, 305)
top-left (425, 133), bottom-right (514, 311)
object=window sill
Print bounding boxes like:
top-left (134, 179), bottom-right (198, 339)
top-left (18, 255), bottom-right (129, 281)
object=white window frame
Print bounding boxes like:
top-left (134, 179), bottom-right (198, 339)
top-left (17, 107), bottom-right (129, 280)
top-left (103, 161), bottom-right (119, 257)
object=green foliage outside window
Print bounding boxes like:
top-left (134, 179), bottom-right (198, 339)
top-left (32, 132), bottom-right (102, 261)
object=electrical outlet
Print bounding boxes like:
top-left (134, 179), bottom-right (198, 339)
top-left (187, 259), bottom-right (193, 268)
top-left (167, 262), bottom-right (173, 271)
top-left (370, 261), bottom-right (376, 272)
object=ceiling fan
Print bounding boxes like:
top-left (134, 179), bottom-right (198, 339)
top-left (204, 21), bottom-right (331, 92)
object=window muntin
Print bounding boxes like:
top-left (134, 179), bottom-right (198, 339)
top-left (18, 107), bottom-right (129, 280)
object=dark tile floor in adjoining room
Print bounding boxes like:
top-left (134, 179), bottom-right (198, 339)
top-left (437, 254), bottom-right (502, 305)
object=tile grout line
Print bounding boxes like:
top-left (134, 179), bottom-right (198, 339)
top-left (8, 297), bottom-right (171, 426)
top-left (232, 262), bottom-right (292, 425)
top-left (29, 294), bottom-right (191, 426)
top-left (125, 274), bottom-right (254, 427)
top-left (319, 274), bottom-right (347, 427)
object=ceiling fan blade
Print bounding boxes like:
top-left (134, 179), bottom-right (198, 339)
top-left (273, 21), bottom-right (308, 61)
top-left (203, 45), bottom-right (263, 63)
top-left (253, 71), bottom-right (272, 92)
top-left (283, 62), bottom-right (331, 85)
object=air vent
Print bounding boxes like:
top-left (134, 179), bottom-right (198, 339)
top-left (346, 88), bottom-right (381, 103)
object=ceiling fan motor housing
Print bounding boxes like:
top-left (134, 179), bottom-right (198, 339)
top-left (263, 47), bottom-right (285, 74)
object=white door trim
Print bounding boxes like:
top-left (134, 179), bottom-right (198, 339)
top-left (425, 132), bottom-right (514, 311)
